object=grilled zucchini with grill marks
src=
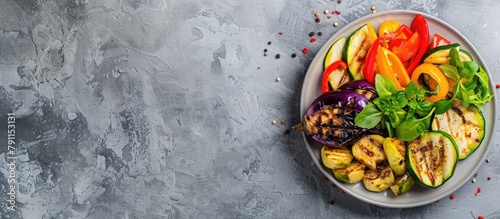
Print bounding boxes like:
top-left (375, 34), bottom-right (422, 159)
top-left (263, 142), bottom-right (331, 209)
top-left (321, 145), bottom-right (353, 170)
top-left (351, 134), bottom-right (386, 170)
top-left (383, 137), bottom-right (407, 176)
top-left (333, 161), bottom-right (366, 183)
top-left (390, 172), bottom-right (415, 196)
top-left (407, 131), bottom-right (458, 188)
top-left (363, 162), bottom-right (395, 192)
top-left (431, 105), bottom-right (485, 160)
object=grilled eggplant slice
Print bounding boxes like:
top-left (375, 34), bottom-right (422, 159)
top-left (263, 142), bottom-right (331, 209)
top-left (383, 137), bottom-right (407, 176)
top-left (351, 134), bottom-right (386, 170)
top-left (363, 162), bottom-right (395, 192)
top-left (321, 145), bottom-right (353, 170)
top-left (431, 105), bottom-right (485, 160)
top-left (333, 161), bottom-right (366, 183)
top-left (390, 172), bottom-right (415, 196)
top-left (407, 131), bottom-right (458, 188)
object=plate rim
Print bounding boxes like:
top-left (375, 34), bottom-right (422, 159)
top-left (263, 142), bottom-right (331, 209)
top-left (299, 9), bottom-right (498, 208)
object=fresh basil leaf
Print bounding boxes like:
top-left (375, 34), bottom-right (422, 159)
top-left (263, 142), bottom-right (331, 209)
top-left (405, 81), bottom-right (419, 99)
top-left (463, 61), bottom-right (479, 79)
top-left (439, 64), bottom-right (460, 81)
top-left (449, 47), bottom-right (464, 70)
top-left (387, 109), bottom-right (407, 128)
top-left (373, 97), bottom-right (391, 111)
top-left (416, 101), bottom-right (434, 116)
top-left (375, 74), bottom-right (397, 99)
top-left (461, 87), bottom-right (470, 108)
top-left (391, 90), bottom-right (408, 109)
top-left (354, 103), bottom-right (383, 128)
top-left (434, 99), bottom-right (453, 114)
top-left (395, 108), bottom-right (435, 141)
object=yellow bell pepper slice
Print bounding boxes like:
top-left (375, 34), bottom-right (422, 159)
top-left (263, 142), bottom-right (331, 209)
top-left (375, 47), bottom-right (411, 90)
top-left (366, 21), bottom-right (379, 44)
top-left (411, 63), bottom-right (450, 102)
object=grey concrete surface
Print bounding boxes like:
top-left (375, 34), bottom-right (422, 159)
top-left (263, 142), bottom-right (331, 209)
top-left (0, 0), bottom-right (499, 218)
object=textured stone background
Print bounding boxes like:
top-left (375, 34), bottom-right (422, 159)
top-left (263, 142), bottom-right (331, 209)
top-left (0, 0), bottom-right (499, 218)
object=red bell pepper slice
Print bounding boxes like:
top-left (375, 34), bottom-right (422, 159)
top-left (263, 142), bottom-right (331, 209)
top-left (388, 38), bottom-right (406, 51)
top-left (406, 14), bottom-right (430, 76)
top-left (391, 31), bottom-right (421, 63)
top-left (321, 60), bottom-right (348, 93)
top-left (362, 38), bottom-right (383, 84)
top-left (429, 33), bottom-right (451, 50)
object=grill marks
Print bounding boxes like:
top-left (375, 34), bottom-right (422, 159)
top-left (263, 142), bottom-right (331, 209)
top-left (304, 105), bottom-right (366, 145)
top-left (432, 105), bottom-right (485, 159)
top-left (408, 131), bottom-right (458, 188)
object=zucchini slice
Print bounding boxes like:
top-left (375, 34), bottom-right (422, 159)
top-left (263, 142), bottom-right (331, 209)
top-left (383, 137), bottom-right (407, 176)
top-left (324, 37), bottom-right (346, 70)
top-left (321, 145), bottom-right (353, 170)
top-left (390, 172), bottom-right (415, 196)
top-left (327, 67), bottom-right (351, 91)
top-left (343, 24), bottom-right (371, 80)
top-left (333, 161), bottom-right (366, 183)
top-left (431, 105), bottom-right (485, 160)
top-left (459, 49), bottom-right (473, 62)
top-left (351, 134), bottom-right (386, 171)
top-left (363, 162), bottom-right (395, 192)
top-left (407, 131), bottom-right (459, 188)
top-left (423, 43), bottom-right (460, 64)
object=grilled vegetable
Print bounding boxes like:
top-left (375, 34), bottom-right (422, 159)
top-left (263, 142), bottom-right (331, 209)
top-left (390, 172), bottom-right (415, 196)
top-left (407, 131), bottom-right (458, 188)
top-left (343, 24), bottom-right (371, 80)
top-left (337, 80), bottom-right (378, 101)
top-left (431, 105), bottom-right (485, 160)
top-left (324, 37), bottom-right (347, 70)
top-left (363, 162), bottom-right (395, 192)
top-left (351, 134), bottom-right (386, 170)
top-left (383, 137), bottom-right (407, 176)
top-left (293, 82), bottom-right (380, 146)
top-left (321, 146), bottom-right (353, 170)
top-left (333, 161), bottom-right (366, 183)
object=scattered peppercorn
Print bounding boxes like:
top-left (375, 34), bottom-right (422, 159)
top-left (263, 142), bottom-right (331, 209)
top-left (323, 177), bottom-right (328, 182)
top-left (275, 53), bottom-right (281, 59)
top-left (318, 31), bottom-right (323, 36)
top-left (371, 6), bottom-right (377, 11)
top-left (477, 187), bottom-right (481, 193)
top-left (435, 200), bottom-right (440, 203)
top-left (264, 48), bottom-right (268, 52)
top-left (372, 10), bottom-right (377, 13)
top-left (281, 119), bottom-right (285, 124)
top-left (335, 10), bottom-right (341, 15)
top-left (279, 31), bottom-right (283, 35)
top-left (487, 176), bottom-right (491, 180)
top-left (291, 53), bottom-right (297, 58)
top-left (257, 66), bottom-right (260, 69)
top-left (284, 129), bottom-right (291, 135)
top-left (330, 200), bottom-right (335, 205)
top-left (334, 22), bottom-right (339, 27)
top-left (337, 0), bottom-right (342, 3)
top-left (276, 77), bottom-right (281, 82)
top-left (339, 189), bottom-right (344, 194)
top-left (268, 41), bottom-right (272, 45)
top-left (272, 120), bottom-right (277, 125)
top-left (496, 84), bottom-right (500, 89)
top-left (309, 31), bottom-right (315, 37)
top-left (315, 17), bottom-right (321, 23)
top-left (450, 194), bottom-right (455, 199)
top-left (327, 14), bottom-right (331, 19)
top-left (264, 52), bottom-right (268, 56)
top-left (314, 12), bottom-right (320, 17)
top-left (302, 48), bottom-right (309, 54)
top-left (472, 178), bottom-right (476, 183)
top-left (310, 37), bottom-right (316, 43)
top-left (474, 173), bottom-right (478, 177)
top-left (478, 216), bottom-right (484, 219)
top-left (324, 10), bottom-right (329, 14)
top-left (486, 158), bottom-right (490, 163)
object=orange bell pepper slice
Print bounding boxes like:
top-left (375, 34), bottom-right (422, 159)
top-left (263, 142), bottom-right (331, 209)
top-left (411, 63), bottom-right (450, 102)
top-left (375, 47), bottom-right (411, 90)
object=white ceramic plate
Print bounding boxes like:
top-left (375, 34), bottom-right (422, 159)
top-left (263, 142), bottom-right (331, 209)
top-left (299, 10), bottom-right (498, 208)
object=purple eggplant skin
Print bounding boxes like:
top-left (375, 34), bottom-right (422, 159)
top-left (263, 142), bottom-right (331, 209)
top-left (338, 79), bottom-right (376, 93)
top-left (305, 91), bottom-right (369, 116)
top-left (338, 79), bottom-right (378, 101)
top-left (303, 91), bottom-right (372, 147)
